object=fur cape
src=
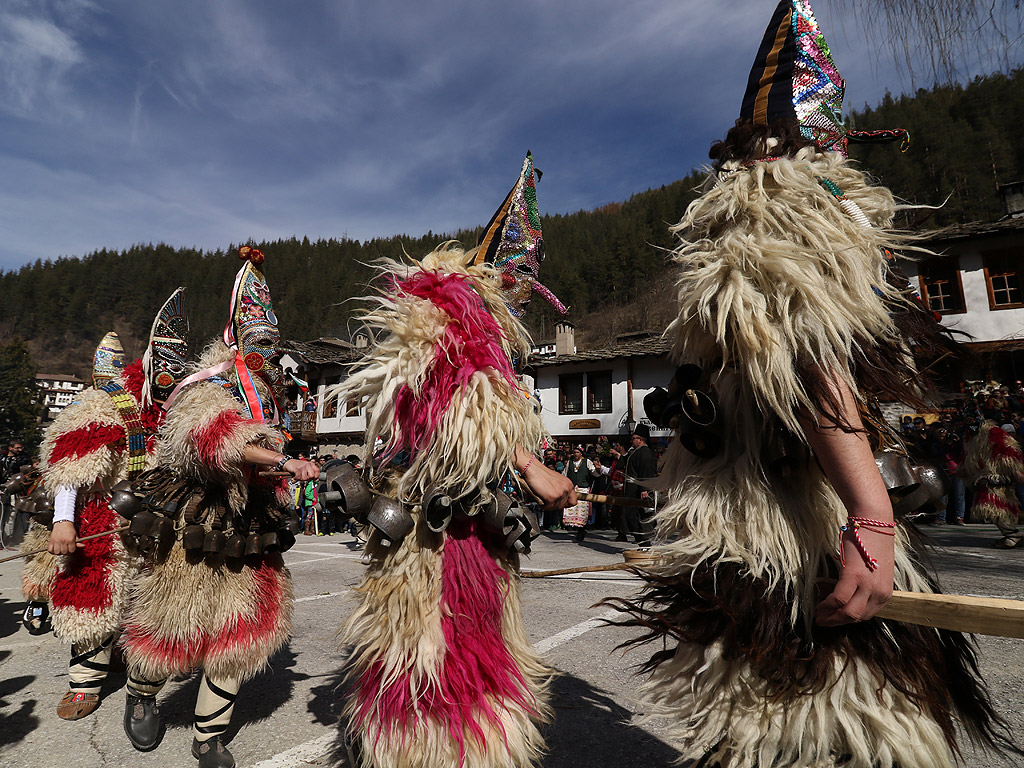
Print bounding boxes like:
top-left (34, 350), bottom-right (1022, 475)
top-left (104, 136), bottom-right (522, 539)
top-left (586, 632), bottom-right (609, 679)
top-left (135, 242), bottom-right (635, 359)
top-left (120, 341), bottom-right (293, 682)
top-left (962, 421), bottom-right (1024, 531)
top-left (33, 361), bottom-right (163, 648)
top-left (604, 150), bottom-right (1011, 768)
top-left (330, 244), bottom-right (552, 768)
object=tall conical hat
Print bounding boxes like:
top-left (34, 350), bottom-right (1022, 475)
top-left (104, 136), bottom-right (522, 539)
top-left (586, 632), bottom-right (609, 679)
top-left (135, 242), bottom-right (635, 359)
top-left (474, 152), bottom-right (566, 319)
top-left (740, 1), bottom-right (908, 155)
top-left (224, 245), bottom-right (280, 374)
top-left (142, 287), bottom-right (189, 408)
top-left (92, 332), bottom-right (126, 388)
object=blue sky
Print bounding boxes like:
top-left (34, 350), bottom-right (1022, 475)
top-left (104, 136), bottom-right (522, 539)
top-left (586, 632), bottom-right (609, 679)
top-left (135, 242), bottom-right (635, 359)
top-left (1, 0), bottom-right (1021, 272)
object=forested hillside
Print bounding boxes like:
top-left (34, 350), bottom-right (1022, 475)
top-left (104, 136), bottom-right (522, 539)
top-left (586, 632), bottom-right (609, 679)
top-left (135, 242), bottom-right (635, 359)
top-left (2, 69), bottom-right (1021, 376)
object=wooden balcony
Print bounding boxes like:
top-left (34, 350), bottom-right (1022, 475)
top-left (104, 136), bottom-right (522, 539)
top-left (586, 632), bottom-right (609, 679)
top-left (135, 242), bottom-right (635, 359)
top-left (289, 410), bottom-right (318, 440)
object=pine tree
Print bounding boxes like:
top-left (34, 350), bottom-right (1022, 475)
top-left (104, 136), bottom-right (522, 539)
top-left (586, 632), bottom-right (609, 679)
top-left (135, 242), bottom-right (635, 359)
top-left (0, 338), bottom-right (44, 450)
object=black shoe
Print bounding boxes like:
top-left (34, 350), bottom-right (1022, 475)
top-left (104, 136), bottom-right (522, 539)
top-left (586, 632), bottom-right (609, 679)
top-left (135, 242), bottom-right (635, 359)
top-left (192, 736), bottom-right (235, 768)
top-left (124, 694), bottom-right (164, 751)
top-left (614, 534), bottom-right (628, 542)
top-left (21, 601), bottom-right (51, 635)
top-left (575, 529), bottom-right (586, 542)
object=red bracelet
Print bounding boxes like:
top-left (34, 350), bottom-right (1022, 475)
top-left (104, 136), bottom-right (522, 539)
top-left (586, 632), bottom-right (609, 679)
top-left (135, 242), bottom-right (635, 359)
top-left (839, 516), bottom-right (896, 571)
top-left (521, 455), bottom-right (535, 474)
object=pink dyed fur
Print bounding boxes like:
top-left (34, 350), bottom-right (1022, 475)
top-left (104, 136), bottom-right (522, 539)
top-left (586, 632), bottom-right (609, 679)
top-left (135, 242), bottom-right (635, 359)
top-left (355, 520), bottom-right (534, 762)
top-left (390, 270), bottom-right (517, 459)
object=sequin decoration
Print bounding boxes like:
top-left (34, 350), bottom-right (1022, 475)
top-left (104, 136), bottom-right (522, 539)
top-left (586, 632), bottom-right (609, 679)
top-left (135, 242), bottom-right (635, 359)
top-left (92, 332), bottom-right (126, 389)
top-left (790, 0), bottom-right (846, 153)
top-left (100, 381), bottom-right (148, 478)
top-left (148, 288), bottom-right (190, 406)
top-left (475, 153), bottom-right (567, 318)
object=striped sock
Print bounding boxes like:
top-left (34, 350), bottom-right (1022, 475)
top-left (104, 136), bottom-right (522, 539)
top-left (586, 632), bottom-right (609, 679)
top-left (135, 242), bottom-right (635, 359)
top-left (193, 673), bottom-right (240, 742)
top-left (68, 636), bottom-right (114, 696)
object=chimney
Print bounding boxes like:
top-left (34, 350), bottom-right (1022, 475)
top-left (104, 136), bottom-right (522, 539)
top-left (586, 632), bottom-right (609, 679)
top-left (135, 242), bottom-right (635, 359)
top-left (999, 181), bottom-right (1024, 219)
top-left (555, 321), bottom-right (576, 356)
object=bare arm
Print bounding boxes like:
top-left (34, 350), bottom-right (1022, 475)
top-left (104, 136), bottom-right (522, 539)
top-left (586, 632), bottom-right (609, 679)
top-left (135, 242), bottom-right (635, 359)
top-left (513, 445), bottom-right (577, 510)
top-left (799, 372), bottom-right (894, 626)
top-left (242, 444), bottom-right (319, 481)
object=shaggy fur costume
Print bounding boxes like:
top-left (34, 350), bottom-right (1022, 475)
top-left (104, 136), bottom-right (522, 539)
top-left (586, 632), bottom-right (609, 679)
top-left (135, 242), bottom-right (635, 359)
top-left (331, 244), bottom-right (551, 768)
top-left (962, 421), bottom-right (1024, 533)
top-left (604, 150), bottom-right (1010, 768)
top-left (36, 361), bottom-right (163, 649)
top-left (20, 522), bottom-right (57, 602)
top-left (121, 342), bottom-right (293, 682)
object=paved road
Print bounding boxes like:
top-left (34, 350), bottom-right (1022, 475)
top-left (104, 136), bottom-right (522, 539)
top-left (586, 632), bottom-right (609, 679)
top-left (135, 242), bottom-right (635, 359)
top-left (1, 523), bottom-right (1021, 767)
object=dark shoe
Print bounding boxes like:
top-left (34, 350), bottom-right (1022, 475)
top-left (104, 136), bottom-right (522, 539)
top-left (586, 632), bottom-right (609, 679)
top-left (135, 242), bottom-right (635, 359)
top-left (574, 529), bottom-right (586, 542)
top-left (192, 736), bottom-right (235, 768)
top-left (124, 694), bottom-right (164, 751)
top-left (952, 518), bottom-right (966, 526)
top-left (614, 534), bottom-right (628, 542)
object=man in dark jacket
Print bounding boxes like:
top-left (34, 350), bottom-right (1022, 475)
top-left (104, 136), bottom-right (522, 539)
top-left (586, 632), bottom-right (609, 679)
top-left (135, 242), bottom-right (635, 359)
top-left (623, 424), bottom-right (657, 547)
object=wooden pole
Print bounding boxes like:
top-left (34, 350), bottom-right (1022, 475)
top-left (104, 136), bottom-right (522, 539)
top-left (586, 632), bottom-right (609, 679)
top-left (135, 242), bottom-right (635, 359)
top-left (0, 525), bottom-right (129, 565)
top-left (576, 492), bottom-right (654, 508)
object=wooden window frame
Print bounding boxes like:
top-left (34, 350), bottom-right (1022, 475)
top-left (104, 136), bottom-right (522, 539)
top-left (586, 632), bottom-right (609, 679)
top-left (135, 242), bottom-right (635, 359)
top-left (982, 250), bottom-right (1024, 311)
top-left (558, 373), bottom-right (584, 415)
top-left (918, 259), bottom-right (966, 315)
top-left (586, 370), bottom-right (613, 414)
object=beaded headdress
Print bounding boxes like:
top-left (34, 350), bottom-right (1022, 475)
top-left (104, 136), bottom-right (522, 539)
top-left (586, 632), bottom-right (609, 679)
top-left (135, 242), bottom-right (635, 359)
top-left (740, 0), bottom-right (908, 155)
top-left (92, 331), bottom-right (126, 389)
top-left (224, 246), bottom-right (281, 373)
top-left (473, 152), bottom-right (567, 319)
top-left (141, 288), bottom-right (190, 408)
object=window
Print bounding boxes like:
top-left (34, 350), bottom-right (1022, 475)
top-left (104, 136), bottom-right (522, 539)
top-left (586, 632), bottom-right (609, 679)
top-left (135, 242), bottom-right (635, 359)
top-left (919, 259), bottom-right (964, 314)
top-left (323, 397), bottom-right (338, 419)
top-left (587, 370), bottom-right (613, 413)
top-left (983, 250), bottom-right (1024, 310)
top-left (558, 373), bottom-right (583, 415)
top-left (345, 397), bottom-right (360, 417)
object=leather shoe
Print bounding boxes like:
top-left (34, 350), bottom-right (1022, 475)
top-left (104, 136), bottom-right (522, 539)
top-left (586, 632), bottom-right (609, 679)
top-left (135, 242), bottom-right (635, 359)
top-left (192, 736), bottom-right (235, 768)
top-left (124, 694), bottom-right (164, 751)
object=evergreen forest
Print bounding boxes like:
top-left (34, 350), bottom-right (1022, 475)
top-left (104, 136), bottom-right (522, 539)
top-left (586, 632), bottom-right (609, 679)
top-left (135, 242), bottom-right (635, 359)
top-left (2, 68), bottom-right (1022, 378)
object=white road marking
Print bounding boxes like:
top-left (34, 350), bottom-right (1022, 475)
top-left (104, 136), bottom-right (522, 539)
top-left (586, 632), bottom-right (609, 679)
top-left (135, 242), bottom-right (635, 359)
top-left (247, 608), bottom-right (622, 768)
top-left (285, 556), bottom-right (354, 567)
top-left (294, 591), bottom-right (349, 603)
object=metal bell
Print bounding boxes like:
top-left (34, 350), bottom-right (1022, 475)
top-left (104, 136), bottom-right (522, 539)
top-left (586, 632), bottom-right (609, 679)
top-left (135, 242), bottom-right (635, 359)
top-left (3, 473), bottom-right (24, 494)
top-left (321, 460), bottom-right (373, 520)
top-left (182, 525), bottom-right (206, 551)
top-left (129, 509), bottom-right (157, 537)
top-left (423, 487), bottom-right (454, 533)
top-left (504, 518), bottom-right (528, 551)
top-left (260, 531), bottom-right (281, 553)
top-left (480, 491), bottom-right (516, 535)
top-left (277, 528), bottom-right (296, 553)
top-left (223, 533), bottom-right (246, 560)
top-left (109, 481), bottom-right (143, 519)
top-left (202, 530), bottom-right (225, 554)
top-left (366, 496), bottom-right (414, 546)
top-left (150, 515), bottom-right (174, 543)
top-left (244, 533), bottom-right (262, 557)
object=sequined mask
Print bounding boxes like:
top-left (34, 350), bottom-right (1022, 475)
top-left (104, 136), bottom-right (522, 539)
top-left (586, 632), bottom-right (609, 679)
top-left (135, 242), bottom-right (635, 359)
top-left (93, 331), bottom-right (127, 389)
top-left (148, 288), bottom-right (190, 406)
top-left (475, 153), bottom-right (567, 319)
top-left (227, 247), bottom-right (284, 402)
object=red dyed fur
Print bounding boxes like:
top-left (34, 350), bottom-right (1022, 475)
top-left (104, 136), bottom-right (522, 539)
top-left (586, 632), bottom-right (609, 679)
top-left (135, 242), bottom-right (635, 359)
top-left (193, 409), bottom-right (249, 469)
top-left (50, 498), bottom-right (118, 611)
top-left (356, 520), bottom-right (532, 761)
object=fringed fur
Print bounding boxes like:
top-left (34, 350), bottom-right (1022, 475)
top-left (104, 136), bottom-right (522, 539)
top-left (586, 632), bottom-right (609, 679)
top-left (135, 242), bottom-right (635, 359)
top-left (328, 244), bottom-right (545, 509)
top-left (20, 523), bottom-right (58, 602)
top-left (123, 339), bottom-right (292, 681)
top-left (122, 546), bottom-right (293, 682)
top-left (962, 422), bottom-right (1024, 530)
top-left (35, 363), bottom-right (161, 647)
top-left (343, 513), bottom-right (550, 768)
top-left (609, 150), bottom-right (1013, 767)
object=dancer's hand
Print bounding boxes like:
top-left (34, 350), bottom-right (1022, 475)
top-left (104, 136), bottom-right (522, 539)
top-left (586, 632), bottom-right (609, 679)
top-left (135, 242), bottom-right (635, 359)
top-left (514, 446), bottom-right (577, 509)
top-left (48, 521), bottom-right (81, 555)
top-left (816, 526), bottom-right (894, 625)
top-left (284, 458), bottom-right (319, 481)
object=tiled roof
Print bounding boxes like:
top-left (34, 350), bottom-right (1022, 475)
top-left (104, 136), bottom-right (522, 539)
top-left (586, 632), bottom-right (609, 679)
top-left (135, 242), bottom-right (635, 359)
top-left (36, 373), bottom-right (85, 383)
top-left (920, 217), bottom-right (1024, 244)
top-left (280, 338), bottom-right (362, 365)
top-left (528, 336), bottom-right (672, 368)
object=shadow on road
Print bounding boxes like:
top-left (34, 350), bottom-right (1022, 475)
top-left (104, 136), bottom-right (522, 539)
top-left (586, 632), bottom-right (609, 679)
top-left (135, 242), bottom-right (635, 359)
top-left (303, 664), bottom-right (680, 768)
top-left (0, 595), bottom-right (24, 643)
top-left (0, 651), bottom-right (39, 750)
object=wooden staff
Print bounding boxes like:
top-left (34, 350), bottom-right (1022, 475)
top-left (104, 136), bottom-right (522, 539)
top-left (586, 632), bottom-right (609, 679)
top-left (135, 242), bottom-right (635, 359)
top-left (576, 492), bottom-right (654, 508)
top-left (0, 525), bottom-right (129, 565)
top-left (523, 557), bottom-right (1024, 639)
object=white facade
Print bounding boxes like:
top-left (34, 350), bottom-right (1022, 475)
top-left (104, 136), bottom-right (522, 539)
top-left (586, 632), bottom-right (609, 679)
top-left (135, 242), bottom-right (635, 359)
top-left (35, 374), bottom-right (87, 420)
top-left (531, 343), bottom-right (676, 439)
top-left (902, 224), bottom-right (1024, 345)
